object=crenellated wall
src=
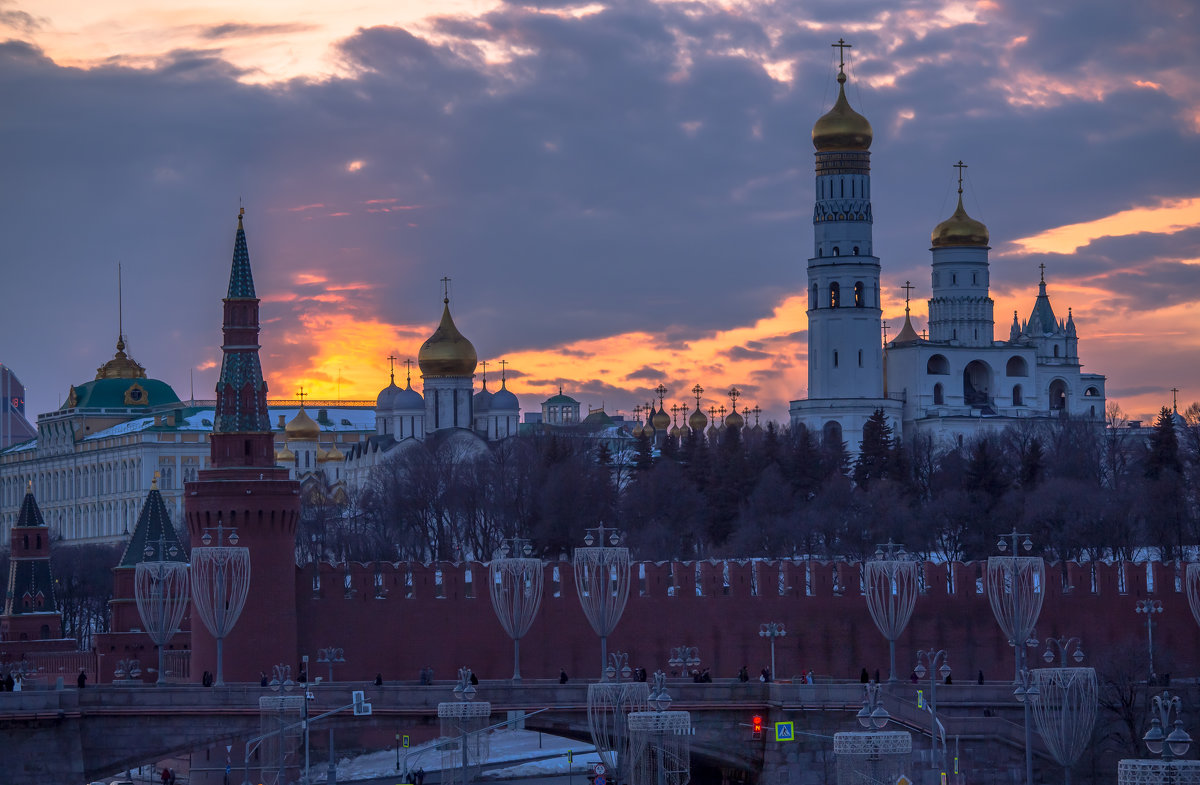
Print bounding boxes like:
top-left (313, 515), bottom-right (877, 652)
top-left (285, 558), bottom-right (1200, 685)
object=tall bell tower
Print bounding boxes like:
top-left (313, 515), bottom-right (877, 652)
top-left (184, 209), bottom-right (301, 683)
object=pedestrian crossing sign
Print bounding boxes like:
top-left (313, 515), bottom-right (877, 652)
top-left (774, 721), bottom-right (795, 742)
top-left (403, 735), bottom-right (410, 748)
top-left (895, 777), bottom-right (911, 785)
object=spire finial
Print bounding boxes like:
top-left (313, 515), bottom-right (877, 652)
top-left (480, 360), bottom-right (488, 389)
top-left (1172, 387), bottom-right (1180, 413)
top-left (953, 160), bottom-right (967, 196)
top-left (832, 38), bottom-right (852, 80)
top-left (499, 359), bottom-right (508, 386)
top-left (692, 384), bottom-right (704, 408)
top-left (1039, 262), bottom-right (1046, 283)
top-left (297, 386), bottom-right (307, 407)
top-left (881, 320), bottom-right (890, 344)
top-left (440, 276), bottom-right (451, 304)
top-left (387, 355), bottom-right (397, 384)
top-left (656, 383), bottom-right (668, 406)
top-left (404, 358), bottom-right (413, 387)
top-left (728, 386), bottom-right (740, 407)
top-left (902, 280), bottom-right (914, 315)
top-left (152, 471), bottom-right (160, 490)
top-left (117, 261), bottom-right (124, 351)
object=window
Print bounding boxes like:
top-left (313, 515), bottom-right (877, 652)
top-left (830, 282), bottom-right (840, 308)
top-left (972, 272), bottom-right (977, 284)
top-left (853, 246), bottom-right (859, 255)
top-left (926, 355), bottom-right (950, 375)
top-left (1049, 379), bottom-right (1068, 411)
top-left (1085, 386), bottom-right (1100, 397)
top-left (833, 351), bottom-right (839, 368)
top-left (854, 281), bottom-right (864, 307)
top-left (833, 246), bottom-right (840, 256)
top-left (1054, 344), bottom-right (1060, 357)
top-left (1012, 384), bottom-right (1023, 406)
top-left (933, 383), bottom-right (944, 405)
top-left (858, 349), bottom-right (863, 367)
top-left (1006, 356), bottom-right (1029, 377)
top-left (952, 273), bottom-right (957, 285)
top-left (822, 420), bottom-right (842, 447)
top-left (811, 284), bottom-right (818, 308)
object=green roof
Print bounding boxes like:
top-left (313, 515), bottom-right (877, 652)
top-left (544, 393), bottom-right (578, 405)
top-left (64, 378), bottom-right (181, 410)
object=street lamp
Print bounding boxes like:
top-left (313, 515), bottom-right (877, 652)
top-left (266, 664), bottom-right (297, 785)
top-left (1135, 599), bottom-right (1164, 683)
top-left (1030, 665), bottom-right (1097, 785)
top-left (438, 667), bottom-right (492, 785)
top-left (489, 537), bottom-right (544, 681)
top-left (588, 651), bottom-right (649, 785)
top-left (914, 648), bottom-right (950, 772)
top-left (987, 528), bottom-right (1043, 785)
top-left (758, 622), bottom-right (786, 681)
top-left (628, 671), bottom-right (691, 785)
top-left (667, 646), bottom-right (700, 676)
top-left (134, 528), bottom-right (190, 686)
top-left (856, 683), bottom-right (891, 730)
top-left (190, 523), bottom-right (249, 686)
top-left (575, 523), bottom-right (631, 675)
top-left (317, 646), bottom-right (346, 784)
top-left (1144, 692), bottom-right (1193, 761)
top-left (864, 541), bottom-right (918, 683)
top-left (1042, 636), bottom-right (1085, 667)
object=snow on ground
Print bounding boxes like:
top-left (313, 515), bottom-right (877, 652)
top-left (326, 729), bottom-right (599, 782)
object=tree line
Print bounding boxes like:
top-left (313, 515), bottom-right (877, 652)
top-left (300, 402), bottom-right (1200, 566)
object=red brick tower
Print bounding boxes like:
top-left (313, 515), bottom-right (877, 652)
top-left (184, 209), bottom-right (300, 683)
top-left (0, 487), bottom-right (63, 643)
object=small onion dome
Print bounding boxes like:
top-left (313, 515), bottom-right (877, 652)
top-left (474, 385), bottom-right (493, 412)
top-left (632, 422), bottom-right (644, 438)
top-left (725, 408), bottom-right (745, 429)
top-left (931, 195), bottom-right (989, 247)
top-left (688, 407), bottom-right (708, 432)
top-left (325, 444), bottom-right (344, 461)
top-left (394, 381), bottom-right (424, 410)
top-left (670, 424), bottom-right (681, 439)
top-left (492, 384), bottom-right (519, 410)
top-left (275, 446), bottom-right (296, 463)
top-left (651, 405), bottom-right (671, 431)
top-left (891, 313), bottom-right (920, 345)
top-left (286, 408), bottom-right (320, 441)
top-left (418, 298), bottom-right (478, 377)
top-left (376, 380), bottom-right (400, 409)
top-left (812, 71), bottom-right (872, 152)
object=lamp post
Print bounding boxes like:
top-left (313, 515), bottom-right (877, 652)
top-left (758, 623), bottom-right (786, 681)
top-left (628, 670), bottom-right (691, 785)
top-left (588, 651), bottom-right (649, 785)
top-left (318, 646), bottom-right (346, 785)
top-left (987, 529), bottom-right (1043, 785)
top-left (574, 523), bottom-right (631, 675)
top-left (667, 646), bottom-right (699, 677)
top-left (438, 667), bottom-right (492, 785)
top-left (134, 528), bottom-right (190, 686)
top-left (856, 682), bottom-right (891, 730)
top-left (1136, 599), bottom-right (1164, 683)
top-left (864, 541), bottom-right (918, 683)
top-left (1030, 664), bottom-right (1097, 785)
top-left (190, 523), bottom-right (250, 687)
top-left (1043, 636), bottom-right (1085, 667)
top-left (268, 664), bottom-right (295, 785)
top-left (489, 537), bottom-right (544, 681)
top-left (914, 649), bottom-right (950, 772)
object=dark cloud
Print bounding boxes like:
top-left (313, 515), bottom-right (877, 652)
top-left (200, 22), bottom-right (316, 39)
top-left (0, 5), bottom-right (42, 34)
top-left (2, 0), bottom-right (1200, 419)
top-left (726, 346), bottom-right (770, 361)
top-left (625, 366), bottom-right (664, 382)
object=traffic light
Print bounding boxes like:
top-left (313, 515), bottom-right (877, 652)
top-left (752, 715), bottom-right (763, 740)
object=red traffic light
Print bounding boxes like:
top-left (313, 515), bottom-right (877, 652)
top-left (752, 715), bottom-right (763, 739)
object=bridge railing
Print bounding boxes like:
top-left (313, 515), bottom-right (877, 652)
top-left (162, 650), bottom-right (190, 683)
top-left (2, 651), bottom-right (98, 685)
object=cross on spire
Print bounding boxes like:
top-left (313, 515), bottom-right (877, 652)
top-left (1039, 263), bottom-right (1046, 283)
top-left (1172, 387), bottom-right (1180, 413)
top-left (403, 358), bottom-right (413, 386)
top-left (480, 359), bottom-right (488, 384)
top-left (692, 384), bottom-right (704, 407)
top-left (387, 354), bottom-right (397, 384)
top-left (440, 276), bottom-right (451, 303)
top-left (902, 280), bottom-right (914, 314)
top-left (881, 320), bottom-right (890, 343)
top-left (499, 359), bottom-right (508, 383)
top-left (954, 160), bottom-right (967, 195)
top-left (832, 38), bottom-right (852, 73)
top-left (297, 386), bottom-right (307, 406)
top-left (728, 386), bottom-right (741, 406)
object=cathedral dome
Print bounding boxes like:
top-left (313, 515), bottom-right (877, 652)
top-left (492, 384), bottom-right (519, 411)
top-left (812, 72), bottom-right (873, 152)
top-left (275, 446), bottom-right (296, 463)
top-left (418, 299), bottom-right (478, 378)
top-left (285, 408), bottom-right (320, 441)
top-left (376, 380), bottom-right (400, 410)
top-left (651, 406), bottom-right (671, 431)
top-left (688, 407), bottom-right (708, 432)
top-left (96, 336), bottom-right (148, 380)
top-left (393, 382), bottom-right (424, 410)
top-left (474, 385), bottom-right (493, 412)
top-left (931, 196), bottom-right (989, 248)
top-left (725, 408), bottom-right (745, 429)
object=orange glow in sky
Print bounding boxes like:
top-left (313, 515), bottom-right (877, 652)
top-left (1010, 197), bottom-right (1200, 255)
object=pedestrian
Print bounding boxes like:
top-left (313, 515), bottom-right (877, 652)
top-left (859, 667), bottom-right (869, 683)
top-left (806, 670), bottom-right (813, 685)
top-left (298, 668), bottom-right (307, 683)
top-left (874, 669), bottom-right (881, 684)
top-left (2, 672), bottom-right (11, 691)
top-left (559, 668), bottom-right (569, 684)
top-left (944, 673), bottom-right (952, 685)
top-left (738, 665), bottom-right (749, 683)
top-left (416, 767), bottom-right (425, 785)
top-left (977, 669), bottom-right (984, 685)
top-left (260, 672), bottom-right (268, 687)
top-left (161, 767), bottom-right (170, 785)
top-left (77, 669), bottom-right (87, 689)
top-left (702, 668), bottom-right (712, 683)
top-left (469, 670), bottom-right (478, 685)
top-left (375, 673), bottom-right (383, 686)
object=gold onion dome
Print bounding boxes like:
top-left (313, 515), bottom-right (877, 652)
top-left (418, 298), bottom-right (478, 377)
top-left (275, 446), bottom-right (296, 463)
top-left (725, 408), bottom-right (745, 429)
top-left (812, 72), bottom-right (873, 152)
top-left (931, 196), bottom-right (989, 247)
top-left (651, 406), bottom-right (671, 431)
top-left (689, 407), bottom-right (708, 431)
top-left (285, 408), bottom-right (320, 441)
top-left (325, 444), bottom-right (344, 461)
top-left (632, 422), bottom-right (644, 438)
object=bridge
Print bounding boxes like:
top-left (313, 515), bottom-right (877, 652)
top-left (0, 680), bottom-right (1052, 784)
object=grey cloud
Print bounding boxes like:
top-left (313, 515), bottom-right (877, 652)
top-left (201, 22), bottom-right (316, 39)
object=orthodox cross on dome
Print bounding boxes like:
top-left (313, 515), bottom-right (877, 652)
top-left (386, 355), bottom-right (397, 384)
top-left (692, 384), bottom-right (704, 407)
top-left (480, 360), bottom-right (488, 386)
top-left (403, 358), bottom-right (414, 386)
top-left (655, 383), bottom-right (668, 406)
top-left (1172, 387), bottom-right (1180, 412)
top-left (954, 160), bottom-right (967, 195)
top-left (1038, 263), bottom-right (1046, 283)
top-left (499, 359), bottom-right (508, 383)
top-left (832, 38), bottom-right (852, 74)
top-left (881, 320), bottom-right (890, 344)
top-left (708, 405), bottom-right (717, 422)
top-left (296, 387), bottom-right (307, 407)
top-left (728, 386), bottom-right (741, 407)
top-left (752, 405), bottom-right (761, 426)
top-left (440, 276), bottom-right (452, 303)
top-left (902, 280), bottom-right (914, 315)
top-left (670, 404), bottom-right (680, 424)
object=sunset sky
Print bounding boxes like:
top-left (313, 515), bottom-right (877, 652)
top-left (3, 0), bottom-right (1199, 426)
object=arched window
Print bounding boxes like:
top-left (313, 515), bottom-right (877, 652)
top-left (1006, 356), bottom-right (1029, 377)
top-left (1084, 387), bottom-right (1101, 397)
top-left (833, 247), bottom-right (840, 256)
top-left (926, 355), bottom-right (950, 375)
top-left (830, 282), bottom-right (840, 308)
top-left (1012, 385), bottom-right (1023, 406)
top-left (811, 284), bottom-right (818, 309)
top-left (853, 246), bottom-right (859, 255)
top-left (933, 383), bottom-right (944, 405)
top-left (822, 421), bottom-right (843, 447)
top-left (1054, 344), bottom-right (1060, 358)
top-left (963, 360), bottom-right (994, 406)
top-left (854, 281), bottom-right (864, 307)
top-left (1049, 379), bottom-right (1068, 411)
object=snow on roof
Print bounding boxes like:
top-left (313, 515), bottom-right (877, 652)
top-left (81, 407), bottom-right (375, 442)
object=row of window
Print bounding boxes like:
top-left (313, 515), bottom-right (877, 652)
top-left (2, 459), bottom-right (145, 508)
top-left (811, 280), bottom-right (873, 309)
